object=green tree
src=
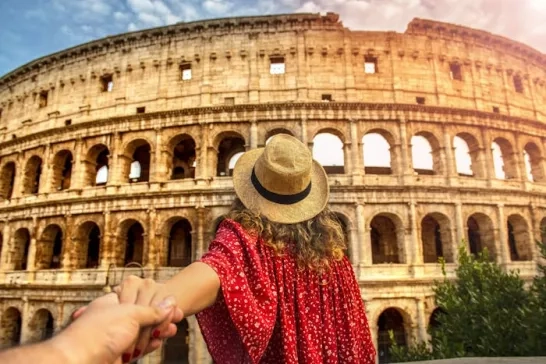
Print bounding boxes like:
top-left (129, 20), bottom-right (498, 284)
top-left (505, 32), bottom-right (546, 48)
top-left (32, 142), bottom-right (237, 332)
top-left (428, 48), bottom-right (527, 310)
top-left (528, 242), bottom-right (546, 355)
top-left (389, 246), bottom-right (536, 362)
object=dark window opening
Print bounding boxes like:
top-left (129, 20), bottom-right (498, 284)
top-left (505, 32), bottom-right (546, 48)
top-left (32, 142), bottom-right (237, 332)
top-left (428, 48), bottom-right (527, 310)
top-left (86, 226), bottom-right (101, 268)
top-left (136, 107), bottom-right (146, 114)
top-left (39, 91), bottom-right (48, 108)
top-left (492, 106), bottom-right (500, 113)
top-left (51, 231), bottom-right (63, 269)
top-left (513, 75), bottom-right (524, 93)
top-left (168, 219), bottom-right (192, 267)
top-left (507, 222), bottom-right (519, 261)
top-left (270, 56), bottom-right (285, 75)
top-left (416, 97), bottom-right (426, 105)
top-left (65, 119), bottom-right (72, 126)
top-left (321, 94), bottom-right (332, 102)
top-left (449, 63), bottom-right (462, 81)
top-left (100, 75), bottom-right (113, 92)
top-left (124, 223), bottom-right (144, 266)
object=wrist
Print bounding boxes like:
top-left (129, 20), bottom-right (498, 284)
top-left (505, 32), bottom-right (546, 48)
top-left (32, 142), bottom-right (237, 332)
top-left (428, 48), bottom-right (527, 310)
top-left (48, 328), bottom-right (95, 364)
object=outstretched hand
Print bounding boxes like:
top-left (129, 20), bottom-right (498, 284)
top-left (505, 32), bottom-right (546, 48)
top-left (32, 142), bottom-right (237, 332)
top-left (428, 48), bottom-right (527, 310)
top-left (55, 292), bottom-right (181, 364)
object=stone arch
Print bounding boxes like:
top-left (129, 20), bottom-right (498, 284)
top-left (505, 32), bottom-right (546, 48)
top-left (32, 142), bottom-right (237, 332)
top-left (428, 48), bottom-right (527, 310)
top-left (467, 213), bottom-right (496, 259)
top-left (119, 219), bottom-right (145, 266)
top-left (370, 213), bottom-right (405, 264)
top-left (51, 150), bottom-right (73, 191)
top-left (74, 221), bottom-right (101, 269)
top-left (84, 144), bottom-right (109, 186)
top-left (0, 307), bottom-right (22, 348)
top-left (265, 128), bottom-right (293, 145)
top-left (29, 308), bottom-right (54, 343)
top-left (421, 213), bottom-right (453, 263)
top-left (363, 129), bottom-right (396, 175)
top-left (523, 142), bottom-right (544, 182)
top-left (163, 319), bottom-right (189, 363)
top-left (507, 214), bottom-right (532, 261)
top-left (454, 133), bottom-right (484, 177)
top-left (492, 137), bottom-right (518, 180)
top-left (165, 217), bottom-right (193, 267)
top-left (35, 224), bottom-right (63, 269)
top-left (123, 139), bottom-right (151, 183)
top-left (12, 228), bottom-right (31, 270)
top-left (411, 131), bottom-right (442, 175)
top-left (333, 212), bottom-right (351, 259)
top-left (168, 134), bottom-right (196, 180)
top-left (215, 132), bottom-right (246, 177)
top-left (313, 130), bottom-right (345, 174)
top-left (0, 162), bottom-right (16, 200)
top-left (377, 308), bottom-right (410, 364)
top-left (23, 155), bottom-right (43, 195)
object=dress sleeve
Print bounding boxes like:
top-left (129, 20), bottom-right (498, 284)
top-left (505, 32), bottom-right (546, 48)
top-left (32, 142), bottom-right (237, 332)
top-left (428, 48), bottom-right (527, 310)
top-left (196, 219), bottom-right (278, 364)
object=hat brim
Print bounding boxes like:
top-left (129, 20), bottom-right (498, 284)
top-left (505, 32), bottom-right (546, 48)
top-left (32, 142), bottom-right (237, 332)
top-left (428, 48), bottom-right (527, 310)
top-left (232, 148), bottom-right (330, 224)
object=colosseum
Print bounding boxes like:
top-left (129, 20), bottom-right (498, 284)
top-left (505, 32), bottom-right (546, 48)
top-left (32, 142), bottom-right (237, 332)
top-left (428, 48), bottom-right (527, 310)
top-left (0, 11), bottom-right (545, 363)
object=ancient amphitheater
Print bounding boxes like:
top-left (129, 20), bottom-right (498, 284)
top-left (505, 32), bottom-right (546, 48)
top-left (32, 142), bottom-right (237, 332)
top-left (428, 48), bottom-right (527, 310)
top-left (0, 11), bottom-right (545, 363)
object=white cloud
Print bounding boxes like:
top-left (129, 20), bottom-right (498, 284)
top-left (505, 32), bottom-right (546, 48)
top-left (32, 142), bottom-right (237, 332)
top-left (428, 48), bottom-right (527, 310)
top-left (81, 25), bottom-right (93, 33)
top-left (128, 22), bottom-right (139, 31)
top-left (126, 0), bottom-right (182, 28)
top-left (114, 11), bottom-right (131, 22)
top-left (293, 0), bottom-right (546, 53)
top-left (203, 0), bottom-right (234, 14)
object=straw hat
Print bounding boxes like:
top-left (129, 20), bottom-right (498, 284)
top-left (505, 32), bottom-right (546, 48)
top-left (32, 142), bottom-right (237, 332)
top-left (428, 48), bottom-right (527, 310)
top-left (232, 134), bottom-right (329, 224)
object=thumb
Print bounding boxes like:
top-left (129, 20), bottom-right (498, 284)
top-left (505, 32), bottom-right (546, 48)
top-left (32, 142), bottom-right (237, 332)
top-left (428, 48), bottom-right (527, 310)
top-left (127, 296), bottom-right (176, 327)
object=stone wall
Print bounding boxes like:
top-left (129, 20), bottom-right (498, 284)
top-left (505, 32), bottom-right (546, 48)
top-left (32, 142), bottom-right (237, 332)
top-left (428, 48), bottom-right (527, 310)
top-left (0, 12), bottom-right (545, 364)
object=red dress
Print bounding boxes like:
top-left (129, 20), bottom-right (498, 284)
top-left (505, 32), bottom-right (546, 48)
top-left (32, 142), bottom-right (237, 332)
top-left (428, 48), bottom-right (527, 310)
top-left (196, 219), bottom-right (376, 363)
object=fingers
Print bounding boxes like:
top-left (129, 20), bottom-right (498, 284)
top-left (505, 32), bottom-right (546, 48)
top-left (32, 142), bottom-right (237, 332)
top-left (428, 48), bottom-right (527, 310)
top-left (117, 275), bottom-right (141, 306)
top-left (128, 278), bottom-right (161, 360)
top-left (72, 306), bottom-right (87, 320)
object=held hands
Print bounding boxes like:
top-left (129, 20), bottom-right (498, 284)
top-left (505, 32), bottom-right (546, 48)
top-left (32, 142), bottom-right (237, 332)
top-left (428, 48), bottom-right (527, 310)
top-left (113, 276), bottom-right (183, 363)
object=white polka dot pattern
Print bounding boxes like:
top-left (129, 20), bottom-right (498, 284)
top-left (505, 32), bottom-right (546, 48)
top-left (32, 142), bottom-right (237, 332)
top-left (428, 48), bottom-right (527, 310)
top-left (196, 219), bottom-right (376, 363)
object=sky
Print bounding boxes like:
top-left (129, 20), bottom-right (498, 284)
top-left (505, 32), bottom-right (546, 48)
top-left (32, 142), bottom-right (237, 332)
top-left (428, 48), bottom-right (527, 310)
top-left (1, 0), bottom-right (546, 77)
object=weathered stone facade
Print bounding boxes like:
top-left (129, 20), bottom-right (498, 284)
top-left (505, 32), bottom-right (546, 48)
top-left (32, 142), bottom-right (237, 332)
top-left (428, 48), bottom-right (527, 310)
top-left (0, 12), bottom-right (545, 363)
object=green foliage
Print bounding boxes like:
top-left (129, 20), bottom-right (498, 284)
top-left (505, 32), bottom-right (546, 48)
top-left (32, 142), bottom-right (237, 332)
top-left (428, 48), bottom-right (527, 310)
top-left (388, 243), bottom-right (546, 362)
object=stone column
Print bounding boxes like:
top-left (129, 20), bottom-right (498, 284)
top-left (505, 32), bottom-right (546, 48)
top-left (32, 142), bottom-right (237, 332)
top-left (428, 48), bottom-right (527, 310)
top-left (416, 298), bottom-right (428, 342)
top-left (250, 121), bottom-right (258, 150)
top-left (480, 128), bottom-right (494, 181)
top-left (455, 202), bottom-right (464, 253)
top-left (39, 144), bottom-right (51, 194)
top-left (343, 142), bottom-right (352, 175)
top-left (356, 203), bottom-right (371, 266)
top-left (153, 127), bottom-right (164, 182)
top-left (145, 208), bottom-right (157, 268)
top-left (443, 127), bottom-right (457, 179)
top-left (0, 222), bottom-right (10, 270)
top-left (300, 118), bottom-right (308, 148)
top-left (409, 202), bottom-right (422, 265)
top-left (109, 132), bottom-right (122, 185)
top-left (100, 211), bottom-right (113, 268)
top-left (71, 138), bottom-right (84, 189)
top-left (348, 227), bottom-right (359, 266)
top-left (497, 204), bottom-right (510, 265)
top-left (529, 204), bottom-right (541, 262)
top-left (398, 119), bottom-right (411, 177)
top-left (19, 297), bottom-right (31, 344)
top-left (195, 124), bottom-right (209, 181)
top-left (11, 153), bottom-right (23, 199)
top-left (61, 214), bottom-right (74, 270)
top-left (196, 208), bottom-right (206, 259)
top-left (349, 120), bottom-right (363, 183)
top-left (26, 218), bottom-right (39, 272)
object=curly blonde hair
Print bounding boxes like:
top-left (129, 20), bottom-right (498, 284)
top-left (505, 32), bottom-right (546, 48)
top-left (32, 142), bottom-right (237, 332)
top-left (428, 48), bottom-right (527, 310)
top-left (225, 199), bottom-right (347, 271)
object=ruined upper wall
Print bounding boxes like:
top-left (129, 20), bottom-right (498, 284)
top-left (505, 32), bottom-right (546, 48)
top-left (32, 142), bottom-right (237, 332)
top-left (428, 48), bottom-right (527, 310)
top-left (0, 12), bottom-right (546, 140)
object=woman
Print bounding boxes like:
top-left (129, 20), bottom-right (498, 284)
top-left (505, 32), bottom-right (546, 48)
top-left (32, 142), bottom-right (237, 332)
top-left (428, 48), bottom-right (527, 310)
top-left (116, 134), bottom-right (376, 363)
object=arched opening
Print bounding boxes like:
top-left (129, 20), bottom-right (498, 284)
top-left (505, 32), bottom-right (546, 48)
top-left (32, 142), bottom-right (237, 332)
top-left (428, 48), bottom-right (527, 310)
top-left (507, 215), bottom-right (531, 261)
top-left (84, 144), bottom-right (109, 186)
top-left (36, 225), bottom-right (63, 269)
top-left (523, 142), bottom-right (544, 182)
top-left (0, 162), bottom-right (16, 200)
top-left (13, 228), bottom-right (31, 270)
top-left (169, 135), bottom-right (196, 180)
top-left (411, 133), bottom-right (441, 175)
top-left (454, 133), bottom-right (482, 177)
top-left (363, 132), bottom-right (393, 175)
top-left (467, 213), bottom-right (496, 259)
top-left (23, 155), bottom-right (43, 195)
top-left (74, 222), bottom-right (101, 269)
top-left (421, 213), bottom-right (453, 263)
top-left (163, 319), bottom-right (189, 364)
top-left (265, 128), bottom-right (293, 145)
top-left (492, 138), bottom-right (518, 180)
top-left (428, 307), bottom-right (446, 337)
top-left (0, 307), bottom-right (22, 348)
top-left (216, 134), bottom-right (245, 177)
top-left (30, 309), bottom-right (54, 342)
top-left (168, 219), bottom-right (192, 267)
top-left (51, 150), bottom-right (73, 191)
top-left (123, 221), bottom-right (144, 266)
top-left (125, 140), bottom-right (151, 183)
top-left (378, 308), bottom-right (407, 364)
top-left (370, 214), bottom-right (403, 264)
top-left (313, 132), bottom-right (345, 174)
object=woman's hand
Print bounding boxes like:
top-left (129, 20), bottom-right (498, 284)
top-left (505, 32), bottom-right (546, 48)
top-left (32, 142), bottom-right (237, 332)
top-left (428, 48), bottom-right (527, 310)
top-left (113, 275), bottom-right (184, 363)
